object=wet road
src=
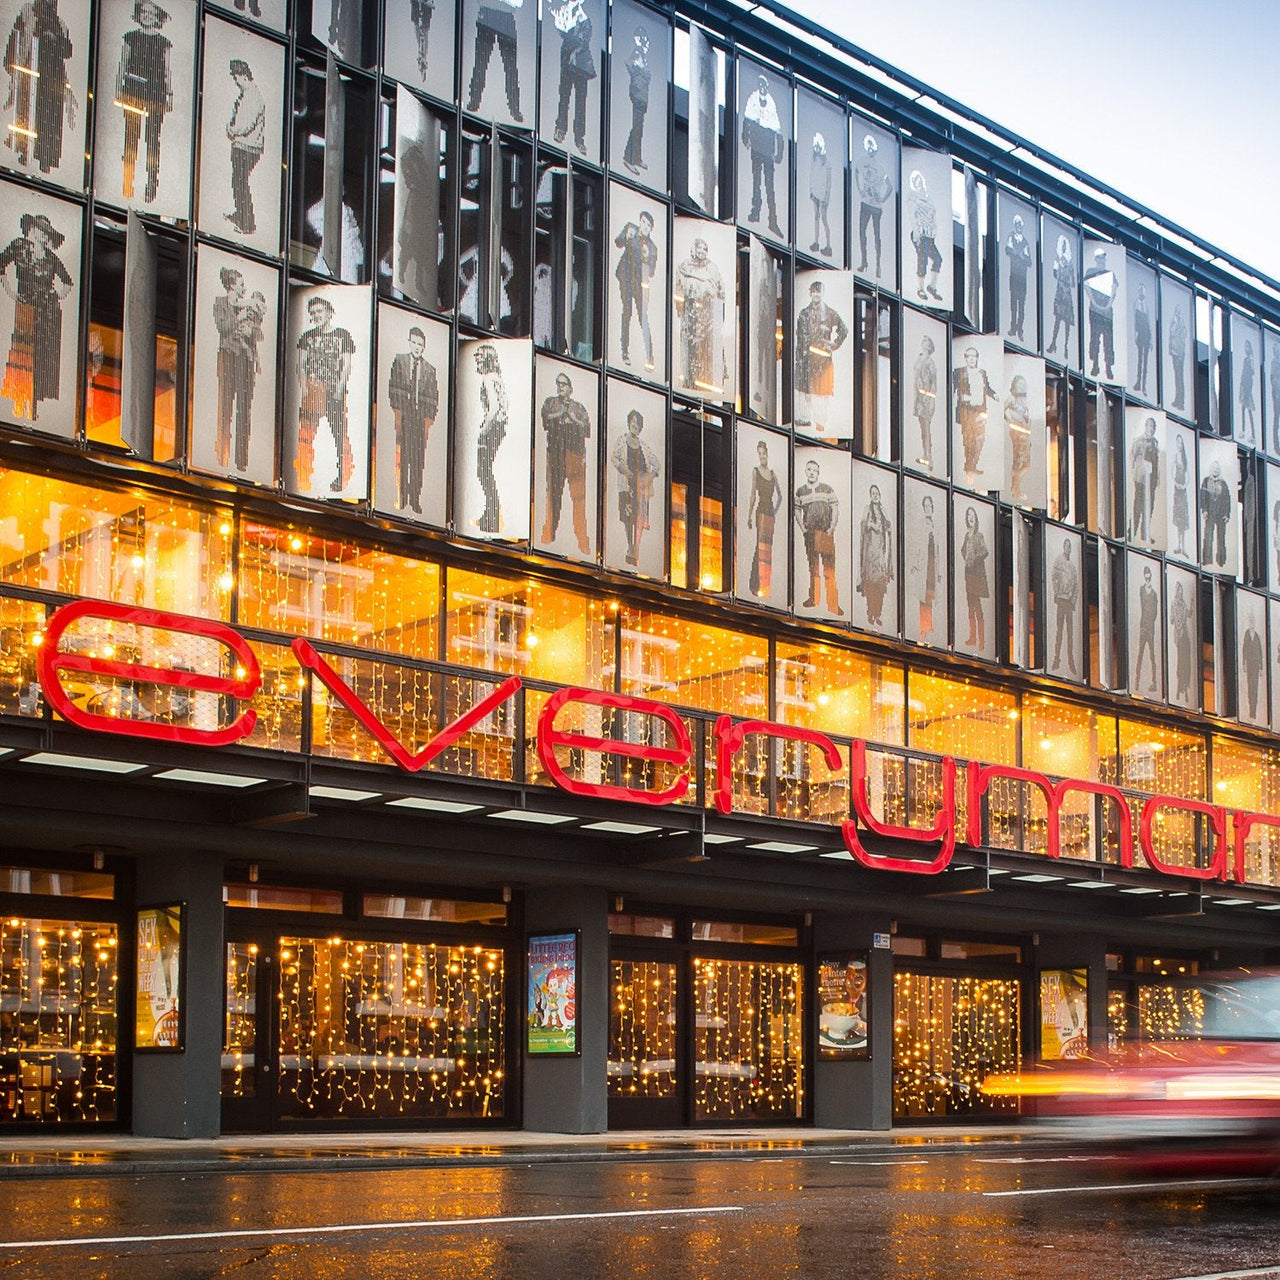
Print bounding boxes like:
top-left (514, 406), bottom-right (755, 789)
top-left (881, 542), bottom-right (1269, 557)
top-left (1, 1148), bottom-right (1278, 1279)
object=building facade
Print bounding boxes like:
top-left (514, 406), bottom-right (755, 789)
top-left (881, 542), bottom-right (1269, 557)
top-left (1, 0), bottom-right (1279, 1137)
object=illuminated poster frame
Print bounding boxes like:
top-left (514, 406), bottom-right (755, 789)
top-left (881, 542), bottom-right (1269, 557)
top-left (817, 952), bottom-right (869, 1058)
top-left (135, 902), bottom-right (185, 1052)
top-left (527, 930), bottom-right (580, 1056)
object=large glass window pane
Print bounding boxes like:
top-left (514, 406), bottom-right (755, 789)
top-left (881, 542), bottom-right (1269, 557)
top-left (1213, 737), bottom-right (1280, 887)
top-left (774, 641), bottom-right (904, 745)
top-left (238, 521), bottom-right (440, 659)
top-left (0, 917), bottom-right (118, 1123)
top-left (908, 672), bottom-right (1016, 764)
top-left (609, 959), bottom-right (677, 1099)
top-left (222, 941), bottom-right (258, 1100)
top-left (0, 470), bottom-right (232, 619)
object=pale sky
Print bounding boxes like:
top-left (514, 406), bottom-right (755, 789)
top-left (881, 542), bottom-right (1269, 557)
top-left (781, 0), bottom-right (1280, 284)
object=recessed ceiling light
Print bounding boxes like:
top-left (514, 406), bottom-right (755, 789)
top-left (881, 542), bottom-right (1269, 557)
top-left (582, 820), bottom-right (661, 835)
top-left (1119, 886), bottom-right (1162, 895)
top-left (386, 797), bottom-right (483, 813)
top-left (702, 833), bottom-right (744, 845)
top-left (309, 785), bottom-right (382, 802)
top-left (153, 769), bottom-right (266, 788)
top-left (1011, 873), bottom-right (1063, 883)
top-left (489, 809), bottom-right (576, 825)
top-left (749, 841), bottom-right (818, 854)
top-left (22, 753), bottom-right (147, 774)
top-left (1067, 880), bottom-right (1111, 889)
top-left (819, 849), bottom-right (855, 860)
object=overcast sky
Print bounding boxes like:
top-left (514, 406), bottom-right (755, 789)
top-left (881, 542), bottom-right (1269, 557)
top-left (780, 0), bottom-right (1280, 283)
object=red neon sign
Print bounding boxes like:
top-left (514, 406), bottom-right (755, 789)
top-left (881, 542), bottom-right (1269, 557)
top-left (34, 600), bottom-right (1265, 882)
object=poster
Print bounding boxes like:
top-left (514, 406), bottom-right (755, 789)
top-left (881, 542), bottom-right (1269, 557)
top-left (382, 0), bottom-right (456, 103)
top-left (283, 282), bottom-right (372, 501)
top-left (603, 377), bottom-right (665, 578)
top-left (607, 182), bottom-right (666, 384)
top-left (950, 333), bottom-right (1003, 492)
top-left (901, 145), bottom-right (951, 313)
top-left (746, 236), bottom-right (779, 423)
top-left (1040, 969), bottom-right (1087, 1061)
top-left (1265, 326), bottom-right (1280, 459)
top-left (997, 191), bottom-right (1037, 351)
top-left (736, 54), bottom-right (788, 245)
top-left (1041, 214), bottom-right (1081, 372)
top-left (852, 114), bottom-right (896, 292)
top-left (136, 903), bottom-right (183, 1050)
top-left (901, 307), bottom-right (946, 475)
top-left (189, 245), bottom-right (279, 485)
top-left (1198, 435), bottom-right (1239, 578)
top-left (1126, 549), bottom-right (1163, 700)
top-left (852, 459), bottom-right (897, 637)
top-left (1271, 598), bottom-right (1280, 733)
top-left (372, 301), bottom-right (449, 524)
top-left (1238, 589), bottom-right (1269, 729)
top-left (1045, 525), bottom-right (1084, 683)
top-left (953, 496), bottom-right (996, 661)
top-left (527, 931), bottom-right (578, 1055)
top-left (533, 354), bottom-right (598, 562)
top-left (1001, 350), bottom-right (1046, 509)
top-left (197, 17), bottom-right (285, 257)
top-left (1166, 562), bottom-right (1198, 711)
top-left (902, 475), bottom-right (947, 649)
top-left (454, 336), bottom-right (532, 541)
top-left (817, 954), bottom-right (868, 1058)
top-left (1166, 420), bottom-right (1197, 565)
top-left (796, 87), bottom-right (845, 266)
top-left (392, 86), bottom-right (442, 312)
top-left (460, 0), bottom-right (536, 128)
top-left (538, 0), bottom-right (604, 161)
top-left (735, 419), bottom-right (789, 610)
top-left (209, 0), bottom-right (286, 33)
top-left (686, 22), bottom-right (717, 216)
top-left (1124, 407), bottom-right (1167, 551)
top-left (1160, 273), bottom-right (1195, 424)
top-left (0, 0), bottom-right (90, 192)
top-left (1126, 258), bottom-right (1157, 405)
top-left (671, 215), bottom-right (734, 403)
top-left (1231, 312), bottom-right (1264, 451)
top-left (793, 443), bottom-right (851, 623)
top-left (608, 0), bottom-right (669, 193)
top-left (1082, 239), bottom-right (1126, 386)
top-left (793, 268), bottom-right (853, 440)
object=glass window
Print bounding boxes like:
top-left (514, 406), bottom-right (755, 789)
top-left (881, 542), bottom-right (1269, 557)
top-left (223, 941), bottom-right (257, 1100)
top-left (1117, 717), bottom-right (1206, 799)
top-left (0, 918), bottom-right (118, 1123)
top-left (615, 607), bottom-right (767, 715)
top-left (446, 568), bottom-right (610, 686)
top-left (608, 914), bottom-right (676, 938)
top-left (938, 939), bottom-right (1022, 962)
top-left (908, 671), bottom-right (1017, 764)
top-left (238, 521), bottom-right (440, 659)
top-left (1213, 737), bottom-right (1280, 887)
top-left (459, 133), bottom-right (531, 334)
top-left (363, 895), bottom-right (507, 926)
top-left (1022, 697), bottom-right (1116, 783)
top-left (670, 410), bottom-right (727, 593)
top-left (223, 884), bottom-right (345, 913)
top-left (609, 959), bottom-right (677, 1098)
top-left (0, 470), bottom-right (233, 620)
top-left (774, 642), bottom-right (904, 744)
top-left (691, 920), bottom-right (798, 946)
top-left (0, 596), bottom-right (45, 717)
top-left (534, 164), bottom-right (601, 359)
top-left (0, 867), bottom-right (113, 898)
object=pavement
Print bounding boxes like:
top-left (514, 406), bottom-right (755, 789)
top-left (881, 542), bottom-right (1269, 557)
top-left (0, 1123), bottom-right (1039, 1179)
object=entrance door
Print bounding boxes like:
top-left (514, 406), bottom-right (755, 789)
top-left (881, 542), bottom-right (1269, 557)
top-left (608, 951), bottom-right (683, 1128)
top-left (220, 932), bottom-right (274, 1132)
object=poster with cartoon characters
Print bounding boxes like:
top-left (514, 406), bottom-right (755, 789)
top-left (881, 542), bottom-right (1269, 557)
top-left (527, 931), bottom-right (578, 1055)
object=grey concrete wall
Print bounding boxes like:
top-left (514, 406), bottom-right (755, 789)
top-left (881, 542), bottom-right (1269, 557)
top-left (130, 850), bottom-right (224, 1138)
top-left (522, 884), bottom-right (609, 1133)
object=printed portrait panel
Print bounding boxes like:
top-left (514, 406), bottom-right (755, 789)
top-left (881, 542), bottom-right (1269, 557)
top-left (1123, 407), bottom-right (1167, 552)
top-left (209, 0), bottom-right (286, 33)
top-left (953, 496), bottom-right (996, 662)
top-left (736, 55), bottom-right (789, 246)
top-left (283, 282), bottom-right (372, 502)
top-left (852, 114), bottom-right (896, 293)
top-left (1198, 434), bottom-right (1239, 579)
top-left (189, 246), bottom-right (278, 484)
top-left (0, 0), bottom-right (90, 192)
top-left (1165, 562), bottom-right (1199, 712)
top-left (603, 377), bottom-right (666, 578)
top-left (793, 443), bottom-right (851, 624)
top-left (197, 18), bottom-right (285, 257)
top-left (1231, 312), bottom-right (1264, 452)
top-left (1126, 549), bottom-right (1163, 700)
top-left (1166, 419), bottom-right (1197, 566)
top-left (746, 236), bottom-right (780, 424)
top-left (671, 215), bottom-right (735, 404)
top-left (901, 306), bottom-right (946, 476)
top-left (608, 0), bottom-right (669, 192)
top-left (735, 419), bottom-right (789, 610)
top-left (454, 336), bottom-right (532, 541)
top-left (1125, 259), bottom-right (1157, 406)
top-left (792, 268), bottom-right (853, 441)
top-left (1096, 536), bottom-right (1116, 691)
top-left (460, 0), bottom-right (536, 129)
top-left (1271, 598), bottom-right (1280, 733)
top-left (0, 180), bottom-right (80, 439)
top-left (1041, 214), bottom-right (1081, 373)
top-left (1044, 524), bottom-right (1084, 683)
top-left (1238, 588), bottom-right (1269, 728)
top-left (960, 167), bottom-right (982, 332)
top-left (606, 182), bottom-right (665, 384)
top-left (393, 86), bottom-right (442, 312)
top-left (1001, 351), bottom-right (1046, 510)
top-left (538, 0), bottom-right (603, 161)
top-left (1011, 511), bottom-right (1031, 668)
top-left (901, 146), bottom-right (952, 314)
top-left (1264, 327), bottom-right (1280, 461)
top-left (997, 191), bottom-right (1038, 352)
top-left (1160, 273), bottom-right (1195, 424)
top-left (94, 0), bottom-right (196, 222)
top-left (372, 302), bottom-right (449, 525)
top-left (796, 87), bottom-right (845, 268)
top-left (852, 459), bottom-right (898, 638)
top-left (532, 355), bottom-right (598, 562)
top-left (382, 0), bottom-right (455, 103)
top-left (950, 333), bottom-right (1003, 492)
top-left (1268, 462), bottom-right (1280, 595)
top-left (1082, 238), bottom-right (1126, 387)
top-left (902, 475), bottom-right (948, 649)
top-left (686, 22), bottom-right (718, 217)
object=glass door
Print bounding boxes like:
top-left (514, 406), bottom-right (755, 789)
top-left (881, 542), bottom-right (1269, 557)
top-left (220, 932), bottom-right (274, 1132)
top-left (608, 952), bottom-right (682, 1128)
